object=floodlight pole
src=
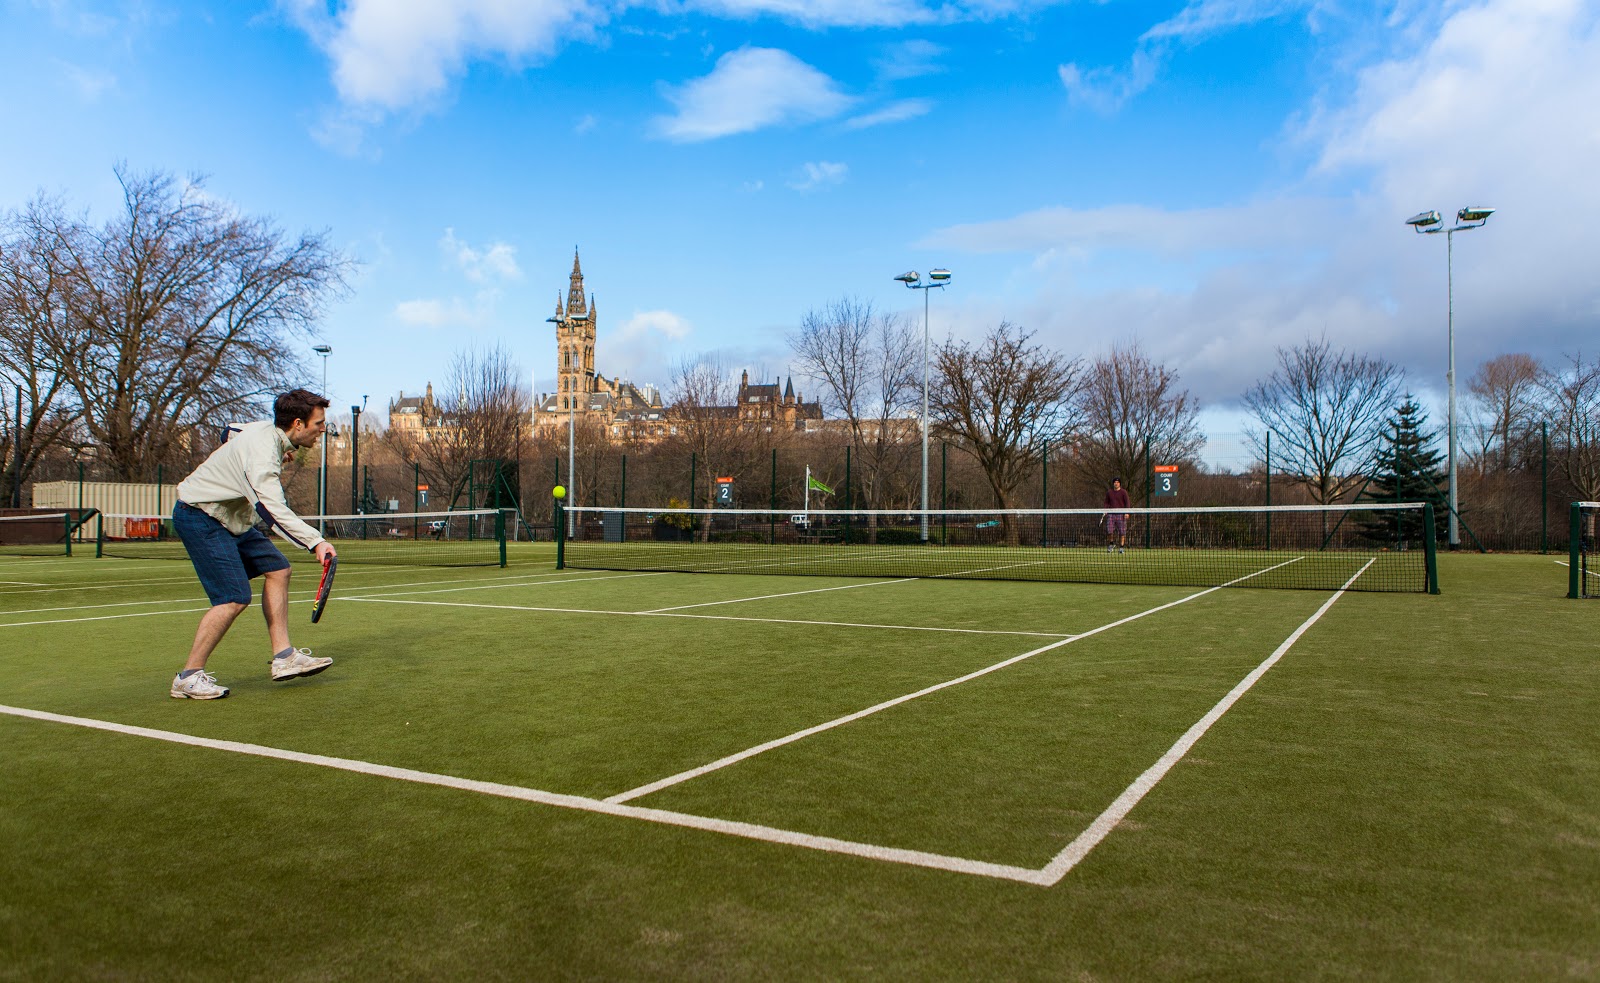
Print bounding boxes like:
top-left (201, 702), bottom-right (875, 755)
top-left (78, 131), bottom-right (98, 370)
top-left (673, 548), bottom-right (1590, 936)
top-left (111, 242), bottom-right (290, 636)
top-left (1407, 207), bottom-right (1493, 550)
top-left (895, 269), bottom-right (952, 543)
top-left (314, 344), bottom-right (331, 534)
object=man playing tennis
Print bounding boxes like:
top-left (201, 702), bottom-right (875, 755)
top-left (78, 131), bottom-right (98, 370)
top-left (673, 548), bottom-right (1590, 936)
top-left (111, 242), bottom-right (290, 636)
top-left (168, 388), bottom-right (338, 699)
top-left (1104, 476), bottom-right (1130, 554)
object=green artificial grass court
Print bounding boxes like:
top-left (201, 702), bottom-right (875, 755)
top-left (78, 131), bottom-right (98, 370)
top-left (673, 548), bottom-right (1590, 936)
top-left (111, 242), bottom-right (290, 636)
top-left (1, 548), bottom-right (1596, 980)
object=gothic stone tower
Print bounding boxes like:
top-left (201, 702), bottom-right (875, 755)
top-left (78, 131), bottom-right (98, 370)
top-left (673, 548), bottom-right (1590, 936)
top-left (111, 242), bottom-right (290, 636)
top-left (553, 248), bottom-right (598, 411)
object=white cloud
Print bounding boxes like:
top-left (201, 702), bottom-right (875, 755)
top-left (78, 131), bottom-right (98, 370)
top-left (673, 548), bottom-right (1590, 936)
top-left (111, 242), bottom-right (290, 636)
top-left (843, 98), bottom-right (933, 129)
top-left (873, 39), bottom-right (946, 80)
top-left (56, 60), bottom-right (117, 100)
top-left (574, 113), bottom-right (597, 134)
top-left (934, 0), bottom-right (1600, 411)
top-left (678, 0), bottom-right (1064, 29)
top-left (653, 47), bottom-right (854, 142)
top-left (603, 310), bottom-right (695, 384)
top-left (1059, 1), bottom-right (1309, 114)
top-left (281, 0), bottom-right (602, 112)
top-left (789, 161), bottom-right (848, 191)
top-left (440, 228), bottom-right (522, 283)
top-left (619, 310), bottom-right (693, 341)
top-left (394, 297), bottom-right (483, 328)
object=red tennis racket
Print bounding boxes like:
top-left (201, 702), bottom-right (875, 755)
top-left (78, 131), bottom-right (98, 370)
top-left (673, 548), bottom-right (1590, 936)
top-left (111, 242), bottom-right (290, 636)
top-left (311, 555), bottom-right (338, 624)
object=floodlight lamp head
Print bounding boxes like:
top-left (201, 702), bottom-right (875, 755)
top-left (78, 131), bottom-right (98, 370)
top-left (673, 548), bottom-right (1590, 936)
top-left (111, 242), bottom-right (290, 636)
top-left (894, 271), bottom-right (920, 285)
top-left (1405, 210), bottom-right (1442, 230)
top-left (312, 344), bottom-right (332, 355)
top-left (927, 268), bottom-right (952, 281)
top-left (1457, 206), bottom-right (1495, 224)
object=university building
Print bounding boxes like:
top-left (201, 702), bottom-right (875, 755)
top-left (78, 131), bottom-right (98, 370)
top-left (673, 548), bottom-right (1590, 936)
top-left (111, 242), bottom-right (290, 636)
top-left (530, 249), bottom-right (821, 441)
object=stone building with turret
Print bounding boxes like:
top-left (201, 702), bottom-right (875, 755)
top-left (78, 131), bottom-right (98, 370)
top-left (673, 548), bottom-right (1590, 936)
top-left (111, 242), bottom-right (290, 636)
top-left (532, 249), bottom-right (669, 439)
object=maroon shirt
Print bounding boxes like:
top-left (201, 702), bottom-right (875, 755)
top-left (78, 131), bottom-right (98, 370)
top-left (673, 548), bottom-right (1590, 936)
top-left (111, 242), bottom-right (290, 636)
top-left (1104, 487), bottom-right (1130, 509)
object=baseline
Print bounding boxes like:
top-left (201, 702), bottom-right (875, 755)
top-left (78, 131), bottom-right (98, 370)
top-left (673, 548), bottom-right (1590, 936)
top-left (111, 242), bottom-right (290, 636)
top-left (642, 578), bottom-right (917, 613)
top-left (0, 704), bottom-right (1047, 886)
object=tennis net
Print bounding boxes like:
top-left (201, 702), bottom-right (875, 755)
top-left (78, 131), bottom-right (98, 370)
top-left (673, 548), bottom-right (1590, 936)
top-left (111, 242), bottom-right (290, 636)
top-left (558, 503), bottom-right (1440, 593)
top-left (1571, 502), bottom-right (1598, 599)
top-left (0, 512), bottom-right (78, 557)
top-left (97, 509), bottom-right (510, 567)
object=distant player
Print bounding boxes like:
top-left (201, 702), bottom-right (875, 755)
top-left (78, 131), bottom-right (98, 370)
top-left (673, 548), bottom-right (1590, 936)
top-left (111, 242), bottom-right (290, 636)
top-left (168, 389), bottom-right (338, 699)
top-left (1104, 477), bottom-right (1130, 554)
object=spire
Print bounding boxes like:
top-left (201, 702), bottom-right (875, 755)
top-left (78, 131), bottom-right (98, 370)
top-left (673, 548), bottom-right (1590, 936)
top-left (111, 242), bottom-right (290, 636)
top-left (553, 292), bottom-right (565, 321)
top-left (567, 247), bottom-right (587, 317)
top-left (784, 376), bottom-right (794, 400)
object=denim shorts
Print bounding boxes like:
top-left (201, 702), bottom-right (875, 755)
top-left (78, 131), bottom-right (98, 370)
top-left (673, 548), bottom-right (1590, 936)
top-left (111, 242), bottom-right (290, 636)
top-left (173, 502), bottom-right (290, 606)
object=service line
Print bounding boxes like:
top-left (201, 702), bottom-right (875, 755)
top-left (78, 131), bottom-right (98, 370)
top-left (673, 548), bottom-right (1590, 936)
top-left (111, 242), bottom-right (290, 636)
top-left (604, 557), bottom-right (1305, 804)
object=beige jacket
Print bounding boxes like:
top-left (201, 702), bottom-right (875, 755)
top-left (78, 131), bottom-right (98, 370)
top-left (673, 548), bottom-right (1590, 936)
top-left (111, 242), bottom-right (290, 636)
top-left (176, 421), bottom-right (326, 553)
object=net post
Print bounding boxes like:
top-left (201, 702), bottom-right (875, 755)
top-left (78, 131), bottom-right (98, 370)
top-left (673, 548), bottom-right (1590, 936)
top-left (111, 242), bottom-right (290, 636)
top-left (63, 512), bottom-right (72, 557)
top-left (555, 496), bottom-right (566, 570)
top-left (1570, 502), bottom-right (1582, 599)
top-left (95, 512), bottom-right (104, 558)
top-left (1423, 503), bottom-right (1440, 594)
top-left (496, 509), bottom-right (507, 568)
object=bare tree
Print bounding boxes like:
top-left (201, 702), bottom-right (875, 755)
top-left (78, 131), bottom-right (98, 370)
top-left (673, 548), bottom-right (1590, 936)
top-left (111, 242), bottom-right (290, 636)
top-left (39, 165), bottom-right (353, 480)
top-left (1540, 352), bottom-right (1600, 502)
top-left (1466, 353), bottom-right (1544, 472)
top-left (666, 354), bottom-right (764, 538)
top-left (0, 196), bottom-right (82, 501)
top-left (384, 345), bottom-right (529, 510)
top-left (930, 322), bottom-right (1085, 542)
top-left (789, 296), bottom-right (919, 539)
top-left (1242, 337), bottom-right (1403, 507)
top-left (1072, 341), bottom-right (1205, 500)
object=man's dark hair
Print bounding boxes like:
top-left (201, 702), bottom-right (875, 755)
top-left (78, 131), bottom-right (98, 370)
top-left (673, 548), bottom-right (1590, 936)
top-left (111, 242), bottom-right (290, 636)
top-left (275, 388), bottom-right (331, 430)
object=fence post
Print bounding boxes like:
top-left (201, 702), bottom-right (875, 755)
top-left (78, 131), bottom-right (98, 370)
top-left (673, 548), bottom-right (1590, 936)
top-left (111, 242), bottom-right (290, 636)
top-left (940, 441), bottom-right (948, 545)
top-left (689, 452), bottom-right (696, 510)
top-left (1265, 430), bottom-right (1272, 550)
top-left (769, 448), bottom-right (777, 545)
top-left (1424, 502), bottom-right (1440, 594)
top-left (844, 446), bottom-right (852, 544)
top-left (413, 463), bottom-right (420, 539)
top-left (1143, 434), bottom-right (1152, 549)
top-left (620, 454), bottom-right (627, 510)
top-left (1541, 422), bottom-right (1549, 554)
top-left (1041, 441), bottom-right (1049, 546)
top-left (1570, 502), bottom-right (1582, 599)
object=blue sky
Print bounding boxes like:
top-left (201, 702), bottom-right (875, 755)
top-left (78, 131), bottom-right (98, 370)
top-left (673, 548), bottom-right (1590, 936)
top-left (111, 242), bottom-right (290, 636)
top-left (3, 0), bottom-right (1597, 470)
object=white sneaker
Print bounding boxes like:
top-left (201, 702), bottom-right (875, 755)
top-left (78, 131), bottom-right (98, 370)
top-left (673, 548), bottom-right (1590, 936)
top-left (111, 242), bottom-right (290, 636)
top-left (171, 670), bottom-right (229, 700)
top-left (271, 647), bottom-right (333, 682)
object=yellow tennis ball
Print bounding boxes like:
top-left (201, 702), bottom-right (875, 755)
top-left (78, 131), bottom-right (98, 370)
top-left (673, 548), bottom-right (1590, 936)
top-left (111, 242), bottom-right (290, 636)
top-left (553, 485), bottom-right (567, 499)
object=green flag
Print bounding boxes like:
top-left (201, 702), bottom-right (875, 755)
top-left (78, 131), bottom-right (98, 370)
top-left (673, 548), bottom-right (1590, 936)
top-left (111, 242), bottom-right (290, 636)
top-left (807, 474), bottom-right (834, 496)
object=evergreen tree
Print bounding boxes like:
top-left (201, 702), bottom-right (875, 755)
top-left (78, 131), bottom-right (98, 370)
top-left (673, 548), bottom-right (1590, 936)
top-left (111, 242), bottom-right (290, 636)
top-left (1358, 396), bottom-right (1449, 546)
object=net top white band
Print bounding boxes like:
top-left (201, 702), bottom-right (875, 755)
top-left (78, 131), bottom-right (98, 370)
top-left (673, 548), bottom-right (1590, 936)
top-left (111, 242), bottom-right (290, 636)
top-left (100, 509), bottom-right (506, 522)
top-left (562, 503), bottom-right (1431, 517)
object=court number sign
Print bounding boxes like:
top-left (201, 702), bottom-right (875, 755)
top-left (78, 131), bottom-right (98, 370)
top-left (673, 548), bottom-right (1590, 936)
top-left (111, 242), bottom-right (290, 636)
top-left (715, 477), bottom-right (734, 506)
top-left (1154, 465), bottom-right (1178, 497)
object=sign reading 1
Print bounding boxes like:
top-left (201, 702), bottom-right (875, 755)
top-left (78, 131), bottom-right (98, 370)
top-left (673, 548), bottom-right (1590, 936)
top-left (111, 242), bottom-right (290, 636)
top-left (715, 477), bottom-right (734, 506)
top-left (1154, 465), bottom-right (1178, 497)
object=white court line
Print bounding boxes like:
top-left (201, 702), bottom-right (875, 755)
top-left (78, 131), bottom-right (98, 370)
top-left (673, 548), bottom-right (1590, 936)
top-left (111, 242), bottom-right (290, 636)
top-left (0, 581), bottom-right (45, 586)
top-left (0, 704), bottom-right (1045, 885)
top-left (604, 557), bottom-right (1306, 804)
top-left (0, 554), bottom-right (1349, 889)
top-left (0, 571), bottom-right (655, 628)
top-left (0, 570), bottom-right (655, 617)
top-left (346, 596), bottom-right (1074, 638)
top-left (1035, 558), bottom-right (1373, 885)
top-left (1554, 559), bottom-right (1598, 578)
top-left (642, 578), bottom-right (917, 613)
